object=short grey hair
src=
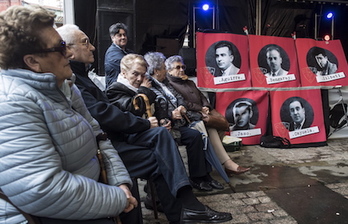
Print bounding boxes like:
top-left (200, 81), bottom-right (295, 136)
top-left (165, 55), bottom-right (184, 71)
top-left (56, 24), bottom-right (80, 45)
top-left (144, 52), bottom-right (166, 76)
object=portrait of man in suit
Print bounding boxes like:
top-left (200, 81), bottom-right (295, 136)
top-left (281, 97), bottom-right (313, 131)
top-left (264, 45), bottom-right (289, 77)
top-left (214, 41), bottom-right (240, 77)
top-left (312, 48), bottom-right (338, 76)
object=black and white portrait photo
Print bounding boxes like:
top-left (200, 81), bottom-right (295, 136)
top-left (306, 47), bottom-right (338, 76)
top-left (280, 97), bottom-right (314, 131)
top-left (205, 40), bottom-right (241, 77)
top-left (258, 44), bottom-right (290, 77)
top-left (225, 98), bottom-right (259, 131)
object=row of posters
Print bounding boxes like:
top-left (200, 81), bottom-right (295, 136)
top-left (215, 89), bottom-right (327, 145)
top-left (196, 32), bottom-right (348, 89)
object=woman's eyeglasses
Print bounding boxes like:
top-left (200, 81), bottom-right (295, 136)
top-left (174, 65), bottom-right (186, 70)
top-left (31, 40), bottom-right (67, 56)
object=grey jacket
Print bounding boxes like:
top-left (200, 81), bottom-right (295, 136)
top-left (0, 69), bottom-right (132, 223)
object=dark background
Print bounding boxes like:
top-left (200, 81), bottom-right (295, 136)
top-left (74, 0), bottom-right (348, 76)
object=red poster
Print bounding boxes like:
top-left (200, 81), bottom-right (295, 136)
top-left (270, 89), bottom-right (327, 145)
top-left (215, 90), bottom-right (269, 145)
top-left (196, 32), bottom-right (251, 89)
top-left (295, 38), bottom-right (348, 87)
top-left (249, 35), bottom-right (301, 88)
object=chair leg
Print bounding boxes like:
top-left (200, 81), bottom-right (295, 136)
top-left (128, 178), bottom-right (143, 224)
top-left (148, 180), bottom-right (158, 219)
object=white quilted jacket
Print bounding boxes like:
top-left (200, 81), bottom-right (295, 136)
top-left (0, 69), bottom-right (132, 223)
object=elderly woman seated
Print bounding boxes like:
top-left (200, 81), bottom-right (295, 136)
top-left (165, 55), bottom-right (251, 176)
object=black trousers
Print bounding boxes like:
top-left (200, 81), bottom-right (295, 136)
top-left (112, 127), bottom-right (191, 222)
top-left (179, 126), bottom-right (212, 178)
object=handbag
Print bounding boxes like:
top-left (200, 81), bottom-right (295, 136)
top-left (260, 135), bottom-right (291, 148)
top-left (201, 109), bottom-right (229, 131)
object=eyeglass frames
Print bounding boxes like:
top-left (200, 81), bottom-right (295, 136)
top-left (80, 38), bottom-right (91, 46)
top-left (31, 40), bottom-right (67, 56)
top-left (68, 38), bottom-right (91, 47)
top-left (174, 65), bottom-right (186, 70)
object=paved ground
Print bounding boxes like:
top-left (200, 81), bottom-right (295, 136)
top-left (140, 138), bottom-right (348, 224)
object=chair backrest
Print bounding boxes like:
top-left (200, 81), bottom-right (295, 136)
top-left (0, 190), bottom-right (41, 224)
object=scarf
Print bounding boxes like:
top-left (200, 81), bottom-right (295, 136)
top-left (152, 78), bottom-right (178, 107)
top-left (116, 74), bottom-right (138, 93)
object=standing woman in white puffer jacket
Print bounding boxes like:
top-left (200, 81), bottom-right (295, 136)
top-left (0, 5), bottom-right (138, 224)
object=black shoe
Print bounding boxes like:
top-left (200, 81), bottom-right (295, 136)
top-left (144, 195), bottom-right (164, 213)
top-left (209, 179), bottom-right (224, 190)
top-left (181, 205), bottom-right (233, 223)
top-left (190, 180), bottom-right (213, 191)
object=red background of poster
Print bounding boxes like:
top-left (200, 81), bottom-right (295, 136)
top-left (215, 90), bottom-right (269, 145)
top-left (249, 35), bottom-right (301, 88)
top-left (270, 89), bottom-right (327, 145)
top-left (295, 39), bottom-right (348, 87)
top-left (196, 32), bottom-right (251, 89)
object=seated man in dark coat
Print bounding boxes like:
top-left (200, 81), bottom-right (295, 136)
top-left (57, 24), bottom-right (232, 224)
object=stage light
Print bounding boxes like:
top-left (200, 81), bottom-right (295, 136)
top-left (202, 4), bottom-right (210, 11)
top-left (327, 12), bottom-right (333, 19)
top-left (324, 34), bottom-right (331, 41)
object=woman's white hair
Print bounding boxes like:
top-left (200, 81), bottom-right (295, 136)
top-left (56, 24), bottom-right (80, 45)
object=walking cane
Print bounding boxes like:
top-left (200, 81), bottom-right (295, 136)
top-left (133, 93), bottom-right (152, 117)
top-left (96, 133), bottom-right (122, 224)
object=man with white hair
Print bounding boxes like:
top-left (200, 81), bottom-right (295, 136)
top-left (57, 24), bottom-right (233, 224)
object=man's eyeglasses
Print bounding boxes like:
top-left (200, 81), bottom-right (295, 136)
top-left (31, 41), bottom-right (67, 56)
top-left (174, 65), bottom-right (186, 70)
top-left (80, 38), bottom-right (91, 46)
top-left (68, 38), bottom-right (91, 48)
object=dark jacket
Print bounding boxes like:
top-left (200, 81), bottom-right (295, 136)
top-left (104, 43), bottom-right (133, 88)
top-left (106, 81), bottom-right (156, 117)
top-left (288, 119), bottom-right (311, 131)
top-left (150, 76), bottom-right (187, 125)
top-left (106, 78), bottom-right (186, 143)
top-left (167, 75), bottom-right (211, 113)
top-left (70, 60), bottom-right (150, 142)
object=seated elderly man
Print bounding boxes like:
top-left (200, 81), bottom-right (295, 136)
top-left (57, 24), bottom-right (232, 224)
top-left (0, 5), bottom-right (136, 224)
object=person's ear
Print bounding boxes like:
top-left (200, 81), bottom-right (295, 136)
top-left (23, 54), bottom-right (41, 72)
top-left (66, 45), bottom-right (75, 60)
top-left (69, 54), bottom-right (75, 60)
